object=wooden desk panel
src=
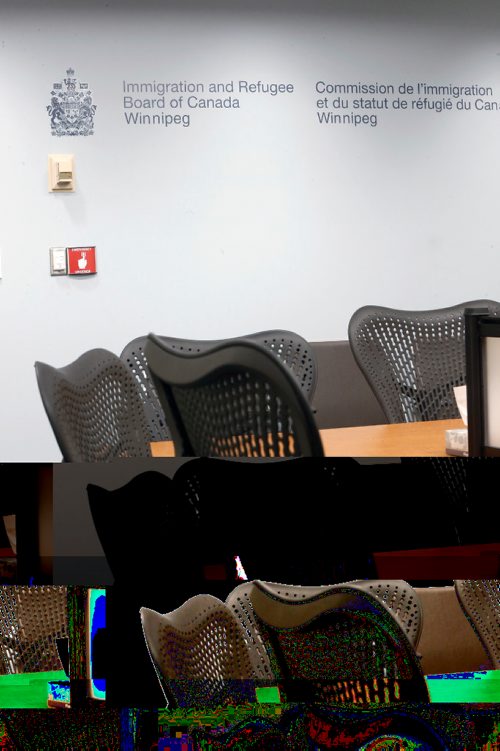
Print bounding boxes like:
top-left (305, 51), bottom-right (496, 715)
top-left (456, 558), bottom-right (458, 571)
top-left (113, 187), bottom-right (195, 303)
top-left (151, 418), bottom-right (464, 458)
top-left (320, 418), bottom-right (464, 457)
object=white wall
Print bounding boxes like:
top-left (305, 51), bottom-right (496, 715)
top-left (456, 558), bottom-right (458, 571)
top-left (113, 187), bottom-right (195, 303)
top-left (2, 0), bottom-right (500, 460)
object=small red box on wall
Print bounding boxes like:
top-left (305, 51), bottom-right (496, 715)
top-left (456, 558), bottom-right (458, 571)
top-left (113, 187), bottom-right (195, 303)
top-left (67, 246), bottom-right (97, 275)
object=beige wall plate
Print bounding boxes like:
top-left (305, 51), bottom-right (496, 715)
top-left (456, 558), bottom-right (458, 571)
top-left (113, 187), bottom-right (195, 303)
top-left (48, 154), bottom-right (74, 192)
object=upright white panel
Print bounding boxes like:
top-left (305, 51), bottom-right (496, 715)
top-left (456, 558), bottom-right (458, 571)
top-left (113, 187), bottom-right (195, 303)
top-left (483, 337), bottom-right (500, 449)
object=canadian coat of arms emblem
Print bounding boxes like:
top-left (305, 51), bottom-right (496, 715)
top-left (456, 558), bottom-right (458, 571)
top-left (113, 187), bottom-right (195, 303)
top-left (47, 68), bottom-right (96, 136)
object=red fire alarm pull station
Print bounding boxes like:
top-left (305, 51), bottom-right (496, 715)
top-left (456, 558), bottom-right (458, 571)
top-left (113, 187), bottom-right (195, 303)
top-left (67, 246), bottom-right (97, 275)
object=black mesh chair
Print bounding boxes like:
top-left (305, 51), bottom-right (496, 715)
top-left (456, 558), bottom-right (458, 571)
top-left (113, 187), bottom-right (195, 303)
top-left (145, 333), bottom-right (323, 457)
top-left (35, 348), bottom-right (153, 461)
top-left (121, 331), bottom-right (317, 443)
top-left (349, 300), bottom-right (500, 423)
top-left (227, 580), bottom-right (429, 704)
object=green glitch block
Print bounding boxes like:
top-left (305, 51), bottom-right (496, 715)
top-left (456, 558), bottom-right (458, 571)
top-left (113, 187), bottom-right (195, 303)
top-left (426, 670), bottom-right (500, 703)
top-left (255, 686), bottom-right (281, 704)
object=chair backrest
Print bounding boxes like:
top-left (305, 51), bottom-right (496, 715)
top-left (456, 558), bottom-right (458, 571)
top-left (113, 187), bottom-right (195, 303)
top-left (231, 580), bottom-right (428, 704)
top-left (140, 594), bottom-right (267, 708)
top-left (248, 331), bottom-right (317, 400)
top-left (35, 348), bottom-right (153, 461)
top-left (121, 331), bottom-right (316, 443)
top-left (0, 586), bottom-right (68, 674)
top-left (123, 331), bottom-right (316, 405)
top-left (349, 300), bottom-right (500, 423)
top-left (454, 580), bottom-right (500, 669)
top-left (145, 333), bottom-right (324, 457)
top-left (120, 336), bottom-right (171, 441)
top-left (227, 578), bottom-right (422, 667)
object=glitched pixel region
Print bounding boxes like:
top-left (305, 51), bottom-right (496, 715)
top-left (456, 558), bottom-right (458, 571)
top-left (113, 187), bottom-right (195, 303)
top-left (358, 738), bottom-right (433, 750)
top-left (256, 601), bottom-right (428, 704)
top-left (193, 716), bottom-right (287, 750)
top-left (0, 708), bottom-right (121, 750)
top-left (275, 615), bottom-right (411, 682)
top-left (157, 702), bottom-right (281, 728)
top-left (168, 704), bottom-right (500, 750)
top-left (47, 680), bottom-right (70, 704)
top-left (158, 736), bottom-right (195, 750)
top-left (163, 679), bottom-right (257, 709)
top-left (0, 720), bottom-right (14, 751)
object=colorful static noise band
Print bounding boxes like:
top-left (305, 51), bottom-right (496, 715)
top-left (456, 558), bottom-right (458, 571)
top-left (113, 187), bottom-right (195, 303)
top-left (151, 704), bottom-right (500, 750)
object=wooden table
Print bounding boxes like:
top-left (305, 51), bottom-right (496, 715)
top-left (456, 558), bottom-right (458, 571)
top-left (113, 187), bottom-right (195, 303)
top-left (151, 418), bottom-right (464, 458)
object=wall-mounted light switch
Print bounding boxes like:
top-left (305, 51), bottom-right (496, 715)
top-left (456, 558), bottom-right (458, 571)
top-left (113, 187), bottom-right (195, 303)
top-left (50, 246), bottom-right (68, 275)
top-left (48, 154), bottom-right (74, 192)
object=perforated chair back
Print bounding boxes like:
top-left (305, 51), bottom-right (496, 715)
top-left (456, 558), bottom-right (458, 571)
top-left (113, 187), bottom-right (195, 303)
top-left (249, 331), bottom-right (317, 400)
top-left (120, 337), bottom-right (171, 441)
top-left (454, 580), bottom-right (500, 669)
top-left (229, 579), bottom-right (422, 654)
top-left (247, 580), bottom-right (428, 704)
top-left (35, 348), bottom-right (154, 461)
top-left (0, 586), bottom-right (67, 674)
top-left (349, 300), bottom-right (500, 423)
top-left (226, 582), bottom-right (274, 681)
top-left (145, 333), bottom-right (323, 457)
top-left (140, 594), bottom-right (267, 708)
top-left (149, 331), bottom-right (316, 392)
top-left (351, 580), bottom-right (423, 650)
